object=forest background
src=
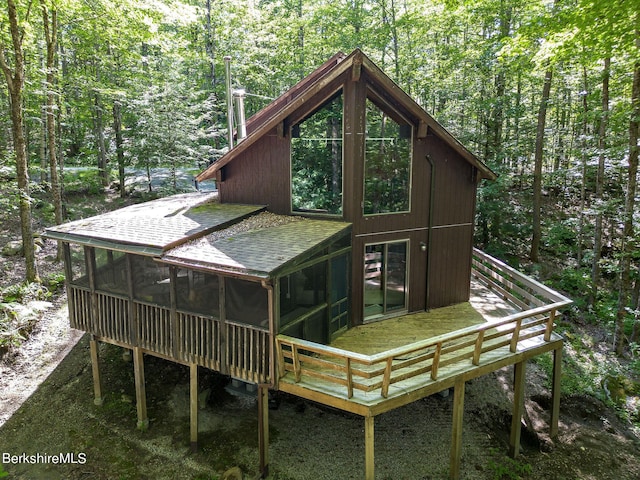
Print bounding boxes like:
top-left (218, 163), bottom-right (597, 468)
top-left (1, 0), bottom-right (639, 419)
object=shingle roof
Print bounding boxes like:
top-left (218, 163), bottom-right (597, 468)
top-left (45, 192), bottom-right (351, 279)
top-left (44, 193), bottom-right (265, 255)
top-left (163, 212), bottom-right (351, 278)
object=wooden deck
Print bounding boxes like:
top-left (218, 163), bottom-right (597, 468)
top-left (274, 249), bottom-right (571, 479)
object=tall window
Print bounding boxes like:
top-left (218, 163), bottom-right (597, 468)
top-left (364, 98), bottom-right (412, 215)
top-left (291, 92), bottom-right (343, 215)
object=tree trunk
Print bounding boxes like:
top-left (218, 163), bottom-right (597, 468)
top-left (614, 37), bottom-right (640, 355)
top-left (93, 80), bottom-right (109, 187)
top-left (577, 66), bottom-right (589, 266)
top-left (590, 57), bottom-right (610, 307)
top-left (204, 0), bottom-right (215, 87)
top-left (530, 68), bottom-right (553, 263)
top-left (42, 0), bottom-right (62, 259)
top-left (113, 101), bottom-right (126, 198)
top-left (0, 0), bottom-right (39, 283)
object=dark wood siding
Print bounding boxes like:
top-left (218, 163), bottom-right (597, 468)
top-left (427, 225), bottom-right (473, 308)
top-left (419, 135), bottom-right (478, 308)
top-left (219, 128), bottom-right (291, 214)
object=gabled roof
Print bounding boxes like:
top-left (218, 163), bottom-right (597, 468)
top-left (197, 48), bottom-right (496, 183)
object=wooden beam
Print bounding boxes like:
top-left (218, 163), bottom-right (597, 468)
top-left (417, 120), bottom-right (428, 139)
top-left (190, 363), bottom-right (198, 452)
top-left (509, 361), bottom-right (526, 457)
top-left (258, 385), bottom-right (270, 478)
top-left (89, 335), bottom-right (103, 406)
top-left (364, 415), bottom-right (375, 480)
top-left (550, 347), bottom-right (562, 438)
top-left (133, 346), bottom-right (149, 430)
top-left (450, 378), bottom-right (465, 480)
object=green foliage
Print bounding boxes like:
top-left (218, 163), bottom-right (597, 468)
top-left (43, 272), bottom-right (66, 294)
top-left (0, 463), bottom-right (8, 478)
top-left (0, 282), bottom-right (50, 304)
top-left (486, 449), bottom-right (532, 480)
top-left (63, 168), bottom-right (106, 195)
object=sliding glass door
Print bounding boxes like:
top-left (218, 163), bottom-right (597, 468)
top-left (363, 241), bottom-right (408, 321)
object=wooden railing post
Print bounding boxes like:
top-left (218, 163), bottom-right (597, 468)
top-left (544, 310), bottom-right (556, 341)
top-left (292, 346), bottom-right (301, 383)
top-left (510, 318), bottom-right (522, 353)
top-left (381, 357), bottom-right (393, 398)
top-left (431, 342), bottom-right (442, 381)
top-left (346, 358), bottom-right (354, 398)
top-left (473, 330), bottom-right (484, 366)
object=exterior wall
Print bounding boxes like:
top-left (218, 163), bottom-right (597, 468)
top-left (219, 73), bottom-right (480, 322)
top-left (419, 135), bottom-right (478, 308)
top-left (219, 127), bottom-right (291, 214)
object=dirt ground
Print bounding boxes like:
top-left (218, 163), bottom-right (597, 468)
top-left (1, 301), bottom-right (640, 480)
top-left (1, 190), bottom-right (640, 479)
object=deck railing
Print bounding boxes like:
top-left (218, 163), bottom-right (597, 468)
top-left (276, 249), bottom-right (572, 400)
top-left (68, 285), bottom-right (271, 383)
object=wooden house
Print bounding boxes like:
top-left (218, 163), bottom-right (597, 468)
top-left (45, 49), bottom-right (570, 480)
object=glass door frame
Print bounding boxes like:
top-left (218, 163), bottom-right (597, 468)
top-left (363, 239), bottom-right (409, 322)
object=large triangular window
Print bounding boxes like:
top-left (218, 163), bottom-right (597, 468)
top-left (363, 97), bottom-right (412, 215)
top-left (291, 92), bottom-right (343, 216)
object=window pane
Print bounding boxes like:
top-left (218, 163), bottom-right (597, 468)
top-left (364, 241), bottom-right (408, 320)
top-left (364, 99), bottom-right (412, 215)
top-left (94, 248), bottom-right (127, 295)
top-left (291, 93), bottom-right (343, 215)
top-left (386, 242), bottom-right (407, 311)
top-left (364, 244), bottom-right (385, 318)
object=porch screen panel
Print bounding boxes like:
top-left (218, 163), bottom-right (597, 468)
top-left (279, 261), bottom-right (327, 342)
top-left (131, 255), bottom-right (171, 307)
top-left (175, 269), bottom-right (220, 318)
top-left (68, 244), bottom-right (88, 287)
top-left (225, 278), bottom-right (269, 328)
top-left (94, 248), bottom-right (127, 295)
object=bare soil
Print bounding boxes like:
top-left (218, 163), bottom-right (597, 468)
top-left (1, 189), bottom-right (640, 480)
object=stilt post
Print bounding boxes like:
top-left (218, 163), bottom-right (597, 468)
top-left (509, 361), bottom-right (526, 457)
top-left (89, 335), bottom-right (103, 406)
top-left (365, 415), bottom-right (375, 480)
top-left (450, 379), bottom-right (465, 480)
top-left (550, 346), bottom-right (562, 437)
top-left (132, 346), bottom-right (148, 430)
top-left (258, 384), bottom-right (270, 478)
top-left (190, 363), bottom-right (198, 451)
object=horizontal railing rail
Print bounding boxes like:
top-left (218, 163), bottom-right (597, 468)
top-left (277, 249), bottom-right (572, 401)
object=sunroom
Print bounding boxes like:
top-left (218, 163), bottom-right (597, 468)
top-left (46, 193), bottom-right (352, 387)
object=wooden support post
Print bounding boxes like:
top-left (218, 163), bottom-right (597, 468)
top-left (550, 346), bottom-right (562, 438)
top-left (89, 336), bottom-right (103, 406)
top-left (132, 347), bottom-right (149, 430)
top-left (365, 415), bottom-right (375, 480)
top-left (450, 378), bottom-right (465, 480)
top-left (258, 385), bottom-right (270, 479)
top-left (190, 363), bottom-right (198, 452)
top-left (509, 361), bottom-right (527, 457)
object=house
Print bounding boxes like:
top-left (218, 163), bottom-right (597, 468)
top-left (45, 49), bottom-right (569, 480)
